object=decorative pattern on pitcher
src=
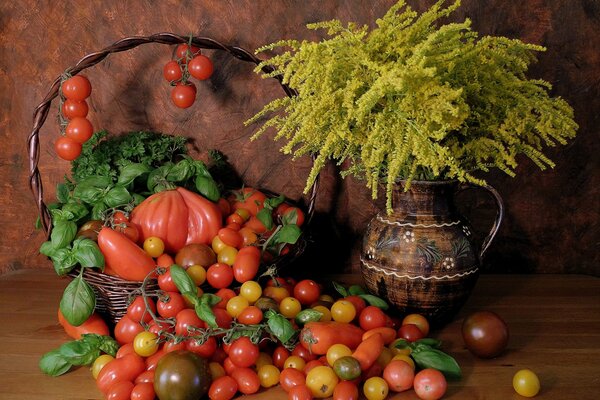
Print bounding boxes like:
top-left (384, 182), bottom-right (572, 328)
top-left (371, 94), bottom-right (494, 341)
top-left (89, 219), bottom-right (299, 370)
top-left (377, 215), bottom-right (461, 228)
top-left (416, 238), bottom-right (442, 264)
top-left (361, 258), bottom-right (479, 280)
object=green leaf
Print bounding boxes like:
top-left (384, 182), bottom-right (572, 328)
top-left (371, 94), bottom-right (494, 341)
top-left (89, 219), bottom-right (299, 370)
top-left (147, 164), bottom-right (172, 192)
top-left (57, 183), bottom-right (70, 204)
top-left (272, 224), bottom-right (302, 245)
top-left (61, 202), bottom-right (89, 221)
top-left (194, 160), bottom-right (212, 178)
top-left (50, 208), bottom-right (75, 222)
top-left (295, 309), bottom-right (323, 326)
top-left (412, 347), bottom-right (462, 380)
top-left (415, 338), bottom-right (443, 349)
top-left (170, 264), bottom-right (197, 298)
top-left (59, 340), bottom-right (99, 366)
top-left (72, 238), bottom-right (104, 269)
top-left (348, 285), bottom-right (367, 295)
top-left (167, 159), bottom-right (195, 182)
top-left (201, 293), bottom-right (222, 307)
top-left (195, 176), bottom-right (220, 202)
top-left (73, 184), bottom-right (105, 204)
top-left (266, 311), bottom-right (296, 344)
top-left (59, 275), bottom-right (96, 326)
top-left (79, 175), bottom-right (113, 188)
top-left (97, 335), bottom-right (119, 357)
top-left (103, 186), bottom-right (131, 208)
top-left (264, 195), bottom-right (285, 210)
top-left (50, 248), bottom-right (78, 276)
top-left (51, 220), bottom-right (77, 249)
top-left (91, 202), bottom-right (109, 220)
top-left (282, 208), bottom-right (298, 225)
top-left (132, 193), bottom-right (146, 206)
top-left (358, 294), bottom-right (389, 310)
top-left (195, 300), bottom-right (217, 329)
top-left (117, 163), bottom-right (151, 186)
top-left (256, 208), bottom-right (274, 231)
top-left (39, 349), bottom-right (72, 377)
top-left (40, 241), bottom-right (56, 257)
top-left (332, 281), bottom-right (348, 297)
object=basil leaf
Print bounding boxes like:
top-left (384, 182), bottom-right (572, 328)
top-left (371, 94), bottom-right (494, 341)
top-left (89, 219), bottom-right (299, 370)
top-left (195, 176), bottom-right (220, 202)
top-left (73, 184), bottom-right (105, 204)
top-left (415, 338), bottom-right (443, 349)
top-left (132, 193), bottom-right (146, 206)
top-left (91, 202), bottom-right (109, 220)
top-left (273, 224), bottom-right (301, 245)
top-left (264, 195), bottom-right (285, 210)
top-left (50, 248), bottom-right (78, 276)
top-left (59, 340), bottom-right (99, 366)
top-left (147, 164), bottom-right (172, 192)
top-left (201, 293), bottom-right (222, 307)
top-left (78, 175), bottom-right (113, 188)
top-left (266, 311), bottom-right (296, 344)
top-left (118, 163), bottom-right (150, 186)
top-left (72, 238), bottom-right (104, 269)
top-left (51, 220), bottom-right (77, 249)
top-left (332, 281), bottom-right (348, 297)
top-left (195, 301), bottom-right (217, 329)
top-left (170, 265), bottom-right (197, 298)
top-left (57, 183), bottom-right (70, 204)
top-left (390, 338), bottom-right (410, 350)
top-left (103, 186), bottom-right (131, 208)
top-left (97, 335), bottom-right (119, 357)
top-left (40, 241), bottom-right (56, 257)
top-left (39, 349), bottom-right (72, 377)
top-left (412, 348), bottom-right (462, 380)
top-left (348, 285), bottom-right (367, 295)
top-left (167, 159), bottom-right (195, 182)
top-left (256, 208), bottom-right (274, 231)
top-left (359, 294), bottom-right (389, 310)
top-left (194, 160), bottom-right (212, 178)
top-left (50, 208), bottom-right (75, 222)
top-left (61, 202), bottom-right (89, 221)
top-left (295, 309), bottom-right (323, 326)
top-left (59, 275), bottom-right (96, 326)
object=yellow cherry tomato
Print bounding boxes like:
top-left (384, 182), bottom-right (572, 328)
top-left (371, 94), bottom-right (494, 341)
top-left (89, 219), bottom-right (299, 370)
top-left (255, 352), bottom-right (274, 370)
top-left (391, 354), bottom-right (415, 370)
top-left (318, 294), bottom-right (335, 303)
top-left (280, 297), bottom-right (302, 319)
top-left (240, 281), bottom-right (262, 303)
top-left (312, 305), bottom-right (332, 322)
top-left (258, 364), bottom-right (280, 388)
top-left (363, 376), bottom-right (389, 400)
top-left (91, 354), bottom-right (114, 379)
top-left (133, 331), bottom-right (159, 357)
top-left (330, 300), bottom-right (356, 323)
top-left (212, 236), bottom-right (228, 253)
top-left (143, 237), bottom-right (165, 258)
top-left (226, 295), bottom-right (249, 318)
top-left (283, 355), bottom-right (306, 371)
top-left (209, 361), bottom-right (226, 380)
top-left (513, 369), bottom-right (541, 397)
top-left (326, 344), bottom-right (353, 367)
top-left (186, 264), bottom-right (207, 286)
top-left (217, 245), bottom-right (238, 266)
top-left (306, 365), bottom-right (339, 398)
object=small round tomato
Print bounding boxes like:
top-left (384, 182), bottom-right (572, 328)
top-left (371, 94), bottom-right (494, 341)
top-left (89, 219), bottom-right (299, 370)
top-left (157, 292), bottom-right (186, 319)
top-left (143, 237), bottom-right (165, 258)
top-left (114, 315), bottom-right (144, 345)
top-left (312, 305), bottom-right (332, 322)
top-left (331, 300), bottom-right (356, 323)
top-left (402, 313), bottom-right (430, 337)
top-left (255, 352), bottom-right (273, 370)
top-left (229, 337), bottom-right (260, 368)
top-left (292, 344), bottom-right (317, 362)
top-left (293, 280), bottom-right (321, 306)
top-left (133, 331), bottom-right (159, 357)
top-left (462, 310), bottom-right (509, 358)
top-left (359, 306), bottom-right (388, 331)
top-left (175, 308), bottom-right (205, 336)
top-left (175, 43), bottom-right (200, 60)
top-left (289, 384), bottom-right (313, 400)
top-left (226, 213), bottom-right (244, 225)
top-left (171, 82), bottom-right (196, 108)
top-left (279, 367), bottom-right (305, 392)
top-left (127, 296), bottom-right (156, 323)
top-left (115, 343), bottom-right (135, 359)
top-left (217, 246), bottom-right (238, 266)
top-left (398, 323), bottom-right (425, 342)
top-left (326, 344), bottom-right (353, 367)
top-left (207, 263), bottom-right (234, 289)
top-left (209, 375), bottom-right (238, 400)
top-left (344, 295), bottom-right (366, 317)
top-left (240, 280), bottom-right (262, 303)
top-left (91, 354), bottom-right (114, 379)
top-left (284, 355), bottom-right (306, 371)
top-left (513, 369), bottom-right (540, 397)
top-left (114, 222), bottom-right (139, 243)
top-left (282, 207), bottom-right (305, 227)
top-left (62, 99), bottom-right (88, 119)
top-left (232, 188), bottom-right (266, 216)
top-left (280, 297), bottom-right (302, 319)
top-left (158, 268), bottom-right (178, 292)
top-left (413, 368), bottom-right (447, 400)
top-left (189, 54), bottom-right (214, 80)
top-left (332, 356), bottom-right (361, 381)
top-left (263, 286), bottom-right (290, 304)
top-left (65, 117), bottom-right (93, 143)
top-left (306, 365), bottom-right (338, 398)
top-left (257, 364), bottom-right (280, 388)
top-left (383, 360), bottom-right (414, 392)
top-left (186, 264), bottom-right (207, 286)
top-left (226, 295), bottom-right (250, 318)
top-left (62, 75), bottom-right (91, 100)
top-left (214, 288), bottom-right (236, 309)
top-left (230, 367), bottom-right (261, 395)
top-left (391, 354), bottom-right (415, 369)
top-left (163, 60), bottom-right (183, 82)
top-left (238, 227), bottom-right (258, 246)
top-left (237, 306), bottom-right (263, 325)
top-left (333, 380), bottom-right (359, 400)
top-left (186, 336), bottom-right (218, 358)
top-left (212, 236), bottom-right (228, 253)
top-left (209, 361), bottom-right (226, 380)
top-left (363, 376), bottom-right (389, 400)
top-left (164, 340), bottom-right (187, 353)
top-left (55, 136), bottom-right (82, 161)
top-left (273, 346), bottom-right (291, 370)
top-left (130, 382), bottom-right (155, 400)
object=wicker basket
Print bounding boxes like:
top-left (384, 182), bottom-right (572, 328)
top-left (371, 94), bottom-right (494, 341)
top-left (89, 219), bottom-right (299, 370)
top-left (27, 33), bottom-right (318, 325)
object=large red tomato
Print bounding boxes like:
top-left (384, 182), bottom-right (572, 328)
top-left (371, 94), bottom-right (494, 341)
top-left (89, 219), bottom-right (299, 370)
top-left (131, 187), bottom-right (222, 253)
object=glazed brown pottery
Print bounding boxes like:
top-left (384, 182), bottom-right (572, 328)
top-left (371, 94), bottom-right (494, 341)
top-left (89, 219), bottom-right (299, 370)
top-left (361, 180), bottom-right (503, 327)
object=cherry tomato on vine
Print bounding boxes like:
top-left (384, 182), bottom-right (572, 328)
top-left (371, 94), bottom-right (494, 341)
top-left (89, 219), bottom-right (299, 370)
top-left (143, 236), bottom-right (165, 258)
top-left (175, 308), bottom-right (205, 336)
top-left (413, 368), bottom-right (447, 400)
top-left (282, 206), bottom-right (305, 227)
top-left (171, 82), bottom-right (196, 109)
top-left (157, 292), bottom-right (186, 319)
top-left (127, 296), bottom-right (156, 323)
top-left (186, 336), bottom-right (218, 358)
top-left (62, 99), bottom-right (88, 119)
top-left (293, 279), bottom-right (321, 305)
top-left (188, 54), bottom-right (214, 80)
top-left (65, 117), bottom-right (93, 143)
top-left (163, 60), bottom-right (183, 82)
top-left (133, 331), bottom-right (159, 357)
top-left (175, 43), bottom-right (200, 60)
top-left (229, 336), bottom-right (260, 368)
top-left (158, 267), bottom-right (178, 292)
top-left (62, 75), bottom-right (91, 101)
top-left (55, 136), bottom-right (82, 161)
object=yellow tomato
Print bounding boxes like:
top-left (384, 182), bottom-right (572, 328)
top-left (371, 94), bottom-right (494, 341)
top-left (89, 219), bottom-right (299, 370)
top-left (280, 297), bottom-right (302, 319)
top-left (258, 364), bottom-right (280, 388)
top-left (133, 331), bottom-right (159, 357)
top-left (326, 344), bottom-right (353, 367)
top-left (226, 295), bottom-right (249, 318)
top-left (284, 355), bottom-right (306, 371)
top-left (91, 354), bottom-right (114, 379)
top-left (209, 361), bottom-right (226, 380)
top-left (513, 369), bottom-right (540, 397)
top-left (255, 352), bottom-right (273, 370)
top-left (186, 265), bottom-right (207, 286)
top-left (312, 305), bottom-right (332, 322)
top-left (306, 366), bottom-right (339, 398)
top-left (240, 281), bottom-right (262, 303)
top-left (143, 237), bottom-right (165, 258)
top-left (212, 236), bottom-right (228, 253)
top-left (218, 245), bottom-right (238, 266)
top-left (391, 354), bottom-right (415, 370)
top-left (363, 377), bottom-right (389, 400)
top-left (330, 300), bottom-right (356, 323)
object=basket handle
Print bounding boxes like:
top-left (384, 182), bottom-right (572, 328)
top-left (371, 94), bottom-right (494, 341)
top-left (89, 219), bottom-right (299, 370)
top-left (27, 33), bottom-right (319, 237)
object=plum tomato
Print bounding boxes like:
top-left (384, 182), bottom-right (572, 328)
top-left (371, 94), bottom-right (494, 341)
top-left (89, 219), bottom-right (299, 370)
top-left (230, 367), bottom-right (261, 395)
top-left (209, 375), bottom-right (238, 400)
top-left (279, 367), bottom-right (304, 392)
top-left (462, 310), bottom-right (509, 358)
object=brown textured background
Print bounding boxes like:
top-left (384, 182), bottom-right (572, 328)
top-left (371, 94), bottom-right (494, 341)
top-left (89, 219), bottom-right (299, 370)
top-left (0, 0), bottom-right (598, 276)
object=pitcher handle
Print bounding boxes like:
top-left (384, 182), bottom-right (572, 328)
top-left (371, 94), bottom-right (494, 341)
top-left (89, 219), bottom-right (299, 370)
top-left (457, 183), bottom-right (505, 260)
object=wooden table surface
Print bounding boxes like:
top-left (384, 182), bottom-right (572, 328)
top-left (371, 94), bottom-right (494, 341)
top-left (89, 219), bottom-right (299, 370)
top-left (0, 269), bottom-right (599, 400)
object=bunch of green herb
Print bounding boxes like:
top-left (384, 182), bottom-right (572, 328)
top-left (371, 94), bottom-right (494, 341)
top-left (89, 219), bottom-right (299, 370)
top-left (247, 0), bottom-right (578, 213)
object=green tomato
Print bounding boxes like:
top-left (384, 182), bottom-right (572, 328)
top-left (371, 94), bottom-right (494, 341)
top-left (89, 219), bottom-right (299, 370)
top-left (154, 350), bottom-right (212, 400)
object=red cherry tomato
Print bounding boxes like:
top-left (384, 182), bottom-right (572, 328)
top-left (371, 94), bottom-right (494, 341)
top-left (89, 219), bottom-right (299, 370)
top-left (237, 306), bottom-right (263, 325)
top-left (293, 280), bottom-right (321, 305)
top-left (213, 307), bottom-right (234, 329)
top-left (62, 99), bottom-right (88, 119)
top-left (105, 381), bottom-right (134, 400)
top-left (273, 346), bottom-right (291, 370)
top-left (156, 292), bottom-right (186, 319)
top-left (229, 336), bottom-right (260, 368)
top-left (289, 384), bottom-right (313, 400)
top-left (232, 249), bottom-right (260, 283)
top-left (333, 380), bottom-right (359, 400)
top-left (214, 288), bottom-right (236, 309)
top-left (218, 227), bottom-right (243, 249)
top-left (163, 60), bottom-right (183, 82)
top-left (175, 308), bottom-right (205, 336)
top-left (113, 315), bottom-right (144, 345)
top-left (186, 336), bottom-right (218, 358)
top-left (96, 354), bottom-right (145, 394)
top-left (397, 323), bottom-right (425, 342)
top-left (207, 263), bottom-right (234, 289)
top-left (175, 43), bottom-right (200, 60)
top-left (55, 136), bottom-right (82, 161)
top-left (158, 267), bottom-right (178, 292)
top-left (282, 207), bottom-right (305, 227)
top-left (130, 382), bottom-right (155, 400)
top-left (413, 368), bottom-right (447, 400)
top-left (359, 306), bottom-right (388, 331)
top-left (65, 117), bottom-right (93, 143)
top-left (231, 367), bottom-right (261, 395)
top-left (279, 367), bottom-right (305, 392)
top-left (126, 296), bottom-right (156, 323)
top-left (114, 222), bottom-right (140, 243)
top-left (209, 375), bottom-right (238, 400)
top-left (62, 75), bottom-right (91, 101)
top-left (188, 54), bottom-right (214, 80)
top-left (171, 82), bottom-right (196, 108)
